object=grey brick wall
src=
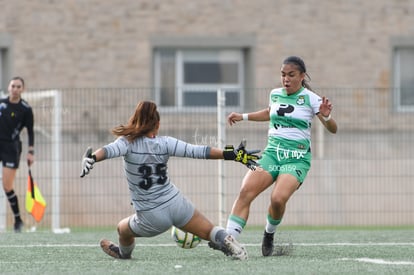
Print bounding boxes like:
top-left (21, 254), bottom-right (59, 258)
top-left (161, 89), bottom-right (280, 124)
top-left (1, 0), bottom-right (413, 90)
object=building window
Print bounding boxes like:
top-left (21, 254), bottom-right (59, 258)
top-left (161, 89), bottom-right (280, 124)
top-left (0, 48), bottom-right (9, 95)
top-left (154, 49), bottom-right (244, 108)
top-left (0, 33), bottom-right (12, 94)
top-left (392, 39), bottom-right (414, 112)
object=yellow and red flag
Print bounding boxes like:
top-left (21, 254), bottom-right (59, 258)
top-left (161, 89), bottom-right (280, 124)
top-left (25, 169), bottom-right (46, 222)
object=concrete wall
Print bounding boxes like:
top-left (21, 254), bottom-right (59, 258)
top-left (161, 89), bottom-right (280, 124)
top-left (0, 0), bottom-right (413, 90)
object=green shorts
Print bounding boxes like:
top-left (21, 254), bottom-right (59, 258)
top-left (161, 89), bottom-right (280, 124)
top-left (258, 138), bottom-right (311, 184)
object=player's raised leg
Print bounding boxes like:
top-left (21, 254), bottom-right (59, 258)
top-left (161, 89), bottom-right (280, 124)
top-left (100, 216), bottom-right (136, 259)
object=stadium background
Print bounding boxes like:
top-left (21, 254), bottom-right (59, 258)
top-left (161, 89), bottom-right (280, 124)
top-left (0, 0), bottom-right (413, 230)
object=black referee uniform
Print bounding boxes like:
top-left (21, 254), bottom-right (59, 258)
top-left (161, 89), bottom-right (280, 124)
top-left (0, 96), bottom-right (34, 231)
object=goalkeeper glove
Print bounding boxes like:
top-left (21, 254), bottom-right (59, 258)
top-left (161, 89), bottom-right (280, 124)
top-left (223, 140), bottom-right (261, 170)
top-left (80, 147), bottom-right (96, 178)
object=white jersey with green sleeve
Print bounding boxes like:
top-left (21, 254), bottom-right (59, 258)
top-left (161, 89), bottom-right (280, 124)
top-left (268, 87), bottom-right (321, 150)
top-left (102, 136), bottom-right (210, 211)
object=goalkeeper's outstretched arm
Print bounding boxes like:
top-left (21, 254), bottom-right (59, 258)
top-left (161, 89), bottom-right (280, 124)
top-left (80, 147), bottom-right (106, 178)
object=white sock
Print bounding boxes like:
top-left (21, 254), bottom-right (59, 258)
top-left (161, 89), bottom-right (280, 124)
top-left (265, 222), bottom-right (277, 234)
top-left (209, 226), bottom-right (227, 246)
top-left (265, 215), bottom-right (281, 234)
top-left (226, 219), bottom-right (243, 239)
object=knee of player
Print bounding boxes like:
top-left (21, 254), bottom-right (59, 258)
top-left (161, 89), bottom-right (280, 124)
top-left (270, 195), bottom-right (289, 209)
top-left (238, 185), bottom-right (260, 203)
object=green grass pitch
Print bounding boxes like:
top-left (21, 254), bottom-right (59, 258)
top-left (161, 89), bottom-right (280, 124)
top-left (0, 226), bottom-right (413, 274)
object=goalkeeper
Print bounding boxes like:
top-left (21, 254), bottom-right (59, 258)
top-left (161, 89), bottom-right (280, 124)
top-left (80, 100), bottom-right (259, 261)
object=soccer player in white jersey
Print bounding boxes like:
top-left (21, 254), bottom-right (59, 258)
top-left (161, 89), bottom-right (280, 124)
top-left (80, 101), bottom-right (260, 260)
top-left (218, 56), bottom-right (338, 256)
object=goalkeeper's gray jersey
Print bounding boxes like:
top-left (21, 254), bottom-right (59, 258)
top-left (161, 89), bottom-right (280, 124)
top-left (103, 136), bottom-right (211, 211)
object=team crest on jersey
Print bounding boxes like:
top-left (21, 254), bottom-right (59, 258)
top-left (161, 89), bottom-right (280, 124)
top-left (297, 144), bottom-right (306, 150)
top-left (296, 96), bottom-right (305, 105)
top-left (271, 95), bottom-right (278, 102)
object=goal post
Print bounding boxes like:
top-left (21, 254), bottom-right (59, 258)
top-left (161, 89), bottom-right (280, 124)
top-left (217, 89), bottom-right (226, 227)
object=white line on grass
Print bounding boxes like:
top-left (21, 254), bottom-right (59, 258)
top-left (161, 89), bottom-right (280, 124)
top-left (0, 242), bottom-right (413, 248)
top-left (280, 242), bottom-right (414, 246)
top-left (0, 244), bottom-right (99, 248)
top-left (341, 258), bottom-right (414, 265)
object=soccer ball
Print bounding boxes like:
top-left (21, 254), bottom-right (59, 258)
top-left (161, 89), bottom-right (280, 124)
top-left (171, 226), bottom-right (201, 249)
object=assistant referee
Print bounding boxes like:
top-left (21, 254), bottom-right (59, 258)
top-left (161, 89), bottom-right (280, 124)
top-left (0, 76), bottom-right (34, 232)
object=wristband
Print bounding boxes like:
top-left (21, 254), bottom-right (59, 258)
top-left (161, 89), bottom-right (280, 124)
top-left (242, 113), bottom-right (248, 121)
top-left (28, 149), bottom-right (34, 155)
top-left (223, 145), bottom-right (236, 160)
top-left (322, 114), bottom-right (332, 122)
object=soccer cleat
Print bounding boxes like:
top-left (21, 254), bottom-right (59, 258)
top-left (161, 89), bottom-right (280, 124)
top-left (100, 239), bottom-right (131, 259)
top-left (208, 241), bottom-right (232, 256)
top-left (223, 235), bottom-right (248, 260)
top-left (14, 220), bottom-right (24, 233)
top-left (261, 231), bottom-right (274, 256)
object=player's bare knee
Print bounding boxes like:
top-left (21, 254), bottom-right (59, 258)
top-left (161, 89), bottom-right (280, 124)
top-left (238, 188), bottom-right (257, 204)
top-left (117, 220), bottom-right (128, 235)
top-left (270, 196), bottom-right (287, 209)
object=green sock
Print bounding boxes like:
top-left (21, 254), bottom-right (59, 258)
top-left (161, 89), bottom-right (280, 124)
top-left (265, 214), bottom-right (281, 234)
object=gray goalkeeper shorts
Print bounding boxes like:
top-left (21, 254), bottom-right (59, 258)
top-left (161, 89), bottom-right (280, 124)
top-left (128, 192), bottom-right (195, 237)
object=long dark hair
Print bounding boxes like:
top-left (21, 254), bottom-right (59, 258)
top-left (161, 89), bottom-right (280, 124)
top-left (283, 56), bottom-right (312, 90)
top-left (112, 101), bottom-right (160, 142)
